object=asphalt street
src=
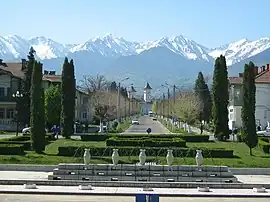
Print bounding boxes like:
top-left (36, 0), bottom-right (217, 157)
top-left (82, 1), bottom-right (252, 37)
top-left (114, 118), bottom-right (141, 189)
top-left (122, 116), bottom-right (171, 134)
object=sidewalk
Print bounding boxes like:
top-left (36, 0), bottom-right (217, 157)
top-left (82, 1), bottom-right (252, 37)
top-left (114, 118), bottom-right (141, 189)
top-left (0, 171), bottom-right (270, 185)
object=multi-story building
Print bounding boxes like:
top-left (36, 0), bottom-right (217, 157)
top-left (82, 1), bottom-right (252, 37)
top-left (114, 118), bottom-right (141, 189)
top-left (0, 60), bottom-right (92, 131)
top-left (228, 64), bottom-right (270, 129)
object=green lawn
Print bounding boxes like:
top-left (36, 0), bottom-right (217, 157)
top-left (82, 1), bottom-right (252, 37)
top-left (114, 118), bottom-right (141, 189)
top-left (0, 137), bottom-right (270, 167)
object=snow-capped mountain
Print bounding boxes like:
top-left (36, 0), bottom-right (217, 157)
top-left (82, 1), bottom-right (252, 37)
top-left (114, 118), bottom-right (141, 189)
top-left (28, 36), bottom-right (73, 60)
top-left (136, 35), bottom-right (212, 61)
top-left (0, 33), bottom-right (269, 67)
top-left (209, 37), bottom-right (270, 65)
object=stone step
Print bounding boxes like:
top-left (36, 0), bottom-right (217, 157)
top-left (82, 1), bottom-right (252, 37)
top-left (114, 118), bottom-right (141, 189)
top-left (48, 174), bottom-right (238, 183)
top-left (53, 170), bottom-right (234, 177)
top-left (56, 164), bottom-right (229, 172)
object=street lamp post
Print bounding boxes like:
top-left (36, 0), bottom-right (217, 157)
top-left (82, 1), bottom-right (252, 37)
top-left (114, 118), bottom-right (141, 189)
top-left (12, 91), bottom-right (23, 136)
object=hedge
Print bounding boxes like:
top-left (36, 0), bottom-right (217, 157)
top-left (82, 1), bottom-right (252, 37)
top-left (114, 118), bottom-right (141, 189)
top-left (0, 135), bottom-right (51, 151)
top-left (0, 141), bottom-right (31, 150)
top-left (80, 134), bottom-right (209, 142)
top-left (2, 136), bottom-right (31, 141)
top-left (81, 134), bottom-right (109, 141)
top-left (0, 144), bottom-right (24, 155)
top-left (58, 146), bottom-right (233, 158)
top-left (259, 138), bottom-right (270, 153)
top-left (106, 137), bottom-right (186, 148)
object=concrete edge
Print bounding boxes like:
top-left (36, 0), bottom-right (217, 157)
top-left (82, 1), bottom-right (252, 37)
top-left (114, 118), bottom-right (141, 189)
top-left (0, 190), bottom-right (270, 198)
top-left (0, 165), bottom-right (56, 172)
top-left (1, 164), bottom-right (270, 175)
top-left (1, 179), bottom-right (270, 189)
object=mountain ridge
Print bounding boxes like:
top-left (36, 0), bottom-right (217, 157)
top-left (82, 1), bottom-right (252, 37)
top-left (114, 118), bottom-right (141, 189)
top-left (1, 33), bottom-right (270, 95)
top-left (0, 33), bottom-right (269, 66)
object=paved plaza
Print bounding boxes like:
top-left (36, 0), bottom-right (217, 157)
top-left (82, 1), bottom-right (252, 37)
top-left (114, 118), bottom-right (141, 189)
top-left (1, 194), bottom-right (270, 202)
top-left (0, 116), bottom-right (270, 200)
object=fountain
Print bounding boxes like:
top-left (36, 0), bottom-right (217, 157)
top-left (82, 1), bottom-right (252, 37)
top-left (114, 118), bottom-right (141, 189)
top-left (49, 148), bottom-right (238, 184)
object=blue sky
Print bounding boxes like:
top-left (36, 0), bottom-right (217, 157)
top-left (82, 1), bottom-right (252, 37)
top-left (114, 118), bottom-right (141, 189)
top-left (1, 0), bottom-right (269, 47)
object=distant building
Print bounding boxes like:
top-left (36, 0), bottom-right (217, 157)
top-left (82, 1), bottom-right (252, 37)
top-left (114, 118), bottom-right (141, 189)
top-left (0, 60), bottom-right (92, 131)
top-left (141, 82), bottom-right (153, 115)
top-left (228, 64), bottom-right (270, 129)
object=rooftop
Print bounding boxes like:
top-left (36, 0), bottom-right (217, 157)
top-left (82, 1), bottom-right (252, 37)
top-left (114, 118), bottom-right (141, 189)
top-left (144, 82), bottom-right (152, 90)
top-left (0, 60), bottom-right (61, 82)
top-left (229, 64), bottom-right (270, 84)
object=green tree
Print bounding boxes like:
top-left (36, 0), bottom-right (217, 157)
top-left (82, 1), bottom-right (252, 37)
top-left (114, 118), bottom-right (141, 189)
top-left (45, 85), bottom-right (61, 129)
top-left (152, 101), bottom-right (157, 114)
top-left (30, 61), bottom-right (46, 153)
top-left (21, 47), bottom-right (36, 126)
top-left (241, 62), bottom-right (257, 155)
top-left (109, 81), bottom-right (117, 92)
top-left (212, 55), bottom-right (229, 141)
top-left (61, 57), bottom-right (76, 138)
top-left (194, 72), bottom-right (212, 123)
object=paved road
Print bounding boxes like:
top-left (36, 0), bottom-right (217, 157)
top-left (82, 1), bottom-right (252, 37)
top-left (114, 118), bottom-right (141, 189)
top-left (1, 195), bottom-right (270, 202)
top-left (122, 116), bottom-right (171, 134)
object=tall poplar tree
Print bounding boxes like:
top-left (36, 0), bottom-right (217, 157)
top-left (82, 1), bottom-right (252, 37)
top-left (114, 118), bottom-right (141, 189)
top-left (212, 55), bottom-right (229, 140)
top-left (194, 72), bottom-right (212, 122)
top-left (21, 47), bottom-right (35, 126)
top-left (61, 58), bottom-right (76, 138)
top-left (30, 61), bottom-right (46, 153)
top-left (241, 62), bottom-right (257, 155)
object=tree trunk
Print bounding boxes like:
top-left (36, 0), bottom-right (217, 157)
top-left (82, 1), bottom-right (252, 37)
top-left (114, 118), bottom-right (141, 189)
top-left (99, 119), bottom-right (103, 133)
top-left (249, 148), bottom-right (252, 156)
top-left (200, 122), bottom-right (203, 134)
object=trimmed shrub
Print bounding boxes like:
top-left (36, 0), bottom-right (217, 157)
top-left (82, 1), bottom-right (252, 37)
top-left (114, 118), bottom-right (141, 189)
top-left (58, 146), bottom-right (233, 158)
top-left (0, 141), bottom-right (31, 150)
top-left (259, 138), bottom-right (270, 153)
top-left (0, 144), bottom-right (24, 155)
top-left (106, 137), bottom-right (186, 147)
top-left (2, 136), bottom-right (30, 141)
top-left (80, 134), bottom-right (110, 141)
top-left (79, 133), bottom-right (209, 142)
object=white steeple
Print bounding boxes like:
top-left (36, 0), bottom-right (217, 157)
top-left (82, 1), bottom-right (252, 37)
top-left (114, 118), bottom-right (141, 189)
top-left (143, 82), bottom-right (152, 103)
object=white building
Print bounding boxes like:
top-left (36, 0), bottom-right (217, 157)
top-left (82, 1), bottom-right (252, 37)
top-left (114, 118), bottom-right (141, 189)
top-left (0, 60), bottom-right (92, 131)
top-left (141, 82), bottom-right (153, 115)
top-left (228, 64), bottom-right (270, 129)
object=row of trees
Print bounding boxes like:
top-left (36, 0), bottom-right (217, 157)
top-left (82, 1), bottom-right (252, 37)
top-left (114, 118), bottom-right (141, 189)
top-left (152, 72), bottom-right (212, 132)
top-left (153, 55), bottom-right (258, 154)
top-left (79, 75), bottom-right (140, 128)
top-left (44, 74), bottom-right (140, 136)
top-left (18, 48), bottom-right (76, 152)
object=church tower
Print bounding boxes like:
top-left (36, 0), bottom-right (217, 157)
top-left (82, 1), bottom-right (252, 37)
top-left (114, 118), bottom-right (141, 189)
top-left (143, 82), bottom-right (152, 103)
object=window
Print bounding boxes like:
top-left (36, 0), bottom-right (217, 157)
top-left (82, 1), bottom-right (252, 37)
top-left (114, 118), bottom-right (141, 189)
top-left (0, 108), bottom-right (4, 119)
top-left (6, 87), bottom-right (10, 97)
top-left (82, 111), bottom-right (87, 119)
top-left (6, 109), bottom-right (14, 119)
top-left (83, 97), bottom-right (88, 104)
top-left (0, 88), bottom-right (4, 96)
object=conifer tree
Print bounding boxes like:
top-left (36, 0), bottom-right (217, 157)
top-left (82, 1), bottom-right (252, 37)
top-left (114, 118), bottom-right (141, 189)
top-left (212, 55), bottom-right (229, 140)
top-left (61, 58), bottom-right (76, 138)
top-left (30, 61), bottom-right (46, 153)
top-left (21, 47), bottom-right (36, 126)
top-left (194, 72), bottom-right (212, 123)
top-left (241, 62), bottom-right (257, 155)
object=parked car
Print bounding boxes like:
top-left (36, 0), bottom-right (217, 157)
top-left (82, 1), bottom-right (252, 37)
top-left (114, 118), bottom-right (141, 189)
top-left (99, 125), bottom-right (107, 132)
top-left (132, 120), bottom-right (139, 125)
top-left (22, 127), bottom-right (48, 135)
top-left (257, 129), bottom-right (270, 136)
